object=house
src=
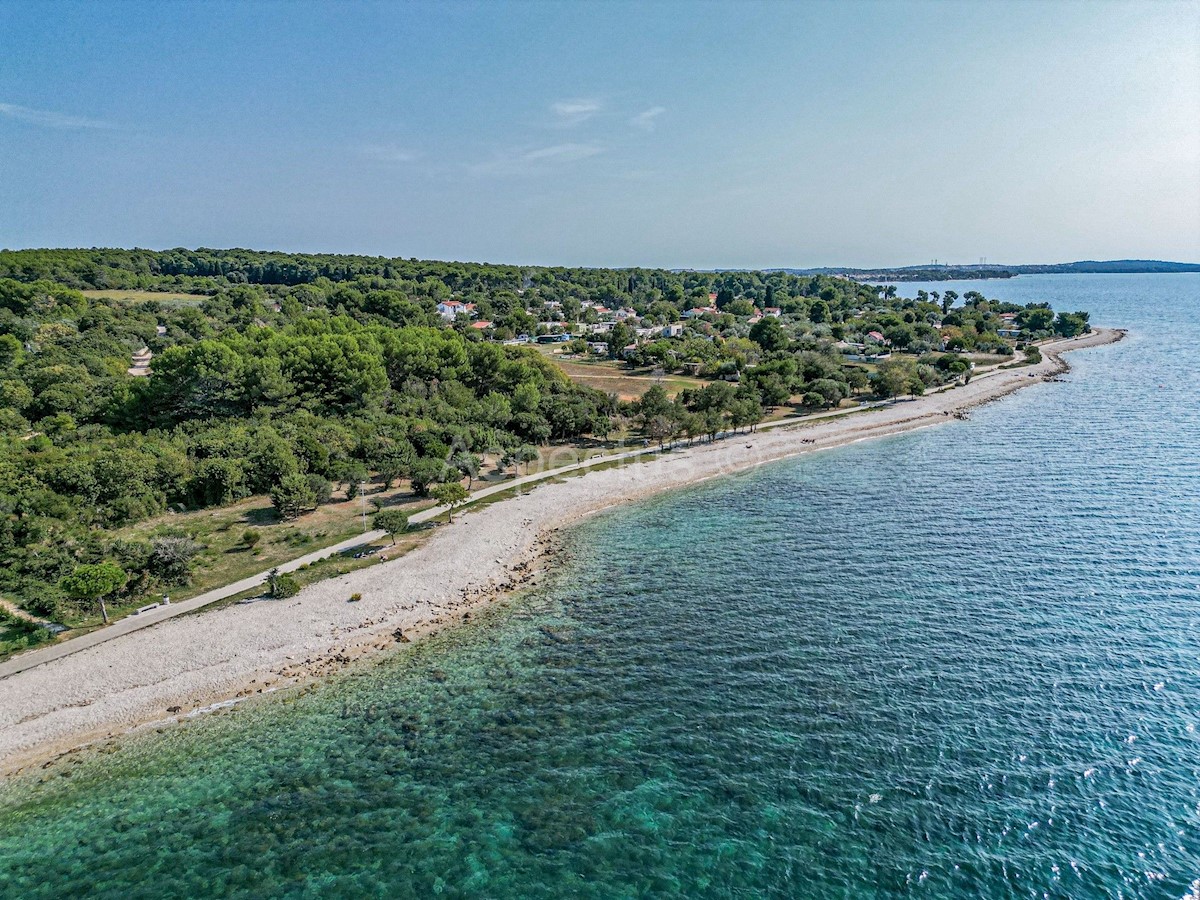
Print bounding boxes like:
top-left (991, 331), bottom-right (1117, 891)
top-left (620, 343), bottom-right (640, 359)
top-left (747, 314), bottom-right (763, 325)
top-left (867, 330), bottom-right (888, 343)
top-left (588, 341), bottom-right (609, 354)
top-left (708, 292), bottom-right (718, 303)
top-left (615, 307), bottom-right (637, 320)
top-left (437, 300), bottom-right (477, 320)
top-left (682, 306), bottom-right (718, 319)
top-left (763, 307), bottom-right (782, 318)
top-left (998, 327), bottom-right (1022, 338)
top-left (470, 320), bottom-right (493, 330)
top-left (661, 323), bottom-right (684, 338)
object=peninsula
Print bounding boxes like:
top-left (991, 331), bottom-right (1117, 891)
top-left (0, 247), bottom-right (1122, 771)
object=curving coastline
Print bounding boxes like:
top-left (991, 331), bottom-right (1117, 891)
top-left (0, 328), bottom-right (1123, 776)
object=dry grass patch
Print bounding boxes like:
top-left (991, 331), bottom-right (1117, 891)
top-left (82, 289), bottom-right (209, 306)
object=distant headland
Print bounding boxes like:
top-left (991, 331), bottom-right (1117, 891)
top-left (769, 259), bottom-right (1200, 282)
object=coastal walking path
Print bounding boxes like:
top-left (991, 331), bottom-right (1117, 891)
top-left (0, 340), bottom-right (1060, 681)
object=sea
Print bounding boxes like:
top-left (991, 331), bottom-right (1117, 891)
top-left (0, 274), bottom-right (1196, 899)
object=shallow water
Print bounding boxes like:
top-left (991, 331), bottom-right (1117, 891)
top-left (1, 274), bottom-right (1197, 898)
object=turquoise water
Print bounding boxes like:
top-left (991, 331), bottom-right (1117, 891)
top-left (1, 274), bottom-right (1198, 898)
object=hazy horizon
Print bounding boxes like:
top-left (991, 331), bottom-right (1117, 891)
top-left (2, 0), bottom-right (1197, 269)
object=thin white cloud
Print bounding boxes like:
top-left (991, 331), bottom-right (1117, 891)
top-left (551, 99), bottom-right (601, 126)
top-left (360, 144), bottom-right (417, 164)
top-left (0, 101), bottom-right (113, 130)
top-left (524, 143), bottom-right (603, 162)
top-left (629, 106), bottom-right (666, 131)
top-left (468, 142), bottom-right (604, 176)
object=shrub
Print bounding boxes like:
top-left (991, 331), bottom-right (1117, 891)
top-left (148, 536), bottom-right (203, 584)
top-left (267, 567), bottom-right (300, 599)
top-left (241, 529), bottom-right (260, 548)
top-left (349, 592), bottom-right (362, 603)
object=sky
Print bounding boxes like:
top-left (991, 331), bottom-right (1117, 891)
top-left (1, 0), bottom-right (1197, 269)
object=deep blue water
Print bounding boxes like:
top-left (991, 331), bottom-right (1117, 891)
top-left (0, 274), bottom-right (1197, 898)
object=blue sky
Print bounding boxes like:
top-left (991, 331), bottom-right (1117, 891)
top-left (1, 0), bottom-right (1197, 268)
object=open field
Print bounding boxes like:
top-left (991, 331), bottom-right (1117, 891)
top-left (541, 350), bottom-right (710, 400)
top-left (81, 289), bottom-right (210, 306)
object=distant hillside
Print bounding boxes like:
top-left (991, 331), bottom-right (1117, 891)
top-left (1027, 260), bottom-right (1200, 274)
top-left (777, 260), bottom-right (1200, 282)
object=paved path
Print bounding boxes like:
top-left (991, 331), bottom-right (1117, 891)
top-left (0, 347), bottom-right (1043, 680)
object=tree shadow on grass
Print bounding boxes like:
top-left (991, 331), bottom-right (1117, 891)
top-left (242, 507), bottom-right (279, 526)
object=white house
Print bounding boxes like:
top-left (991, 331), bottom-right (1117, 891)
top-left (437, 300), bottom-right (477, 321)
top-left (661, 323), bottom-right (685, 337)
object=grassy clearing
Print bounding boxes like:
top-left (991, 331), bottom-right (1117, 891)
top-left (81, 289), bottom-right (209, 306)
top-left (541, 351), bottom-right (708, 400)
top-left (963, 351), bottom-right (1014, 367)
top-left (184, 529), bottom-right (432, 617)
